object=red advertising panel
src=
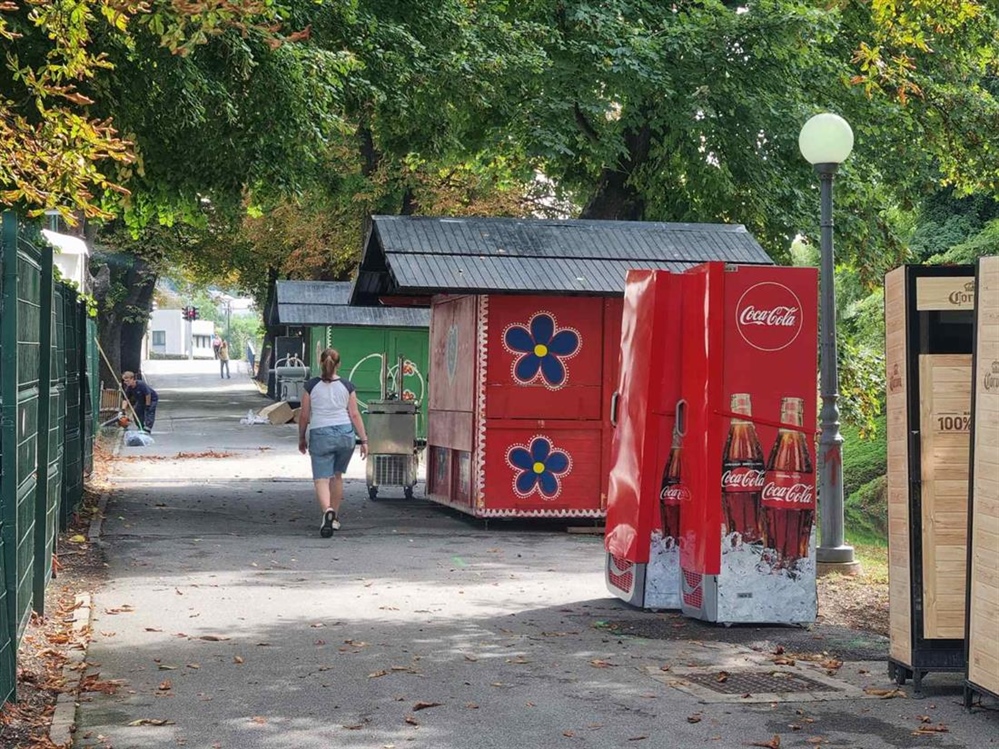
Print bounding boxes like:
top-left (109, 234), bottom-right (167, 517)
top-left (604, 271), bottom-right (686, 609)
top-left (679, 263), bottom-right (818, 624)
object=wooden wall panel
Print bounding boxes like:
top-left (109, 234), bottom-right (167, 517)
top-left (919, 354), bottom-right (973, 639)
top-left (885, 268), bottom-right (912, 664)
top-left (969, 255), bottom-right (999, 695)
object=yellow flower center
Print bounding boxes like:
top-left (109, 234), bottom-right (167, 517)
top-left (532, 462), bottom-right (546, 474)
top-left (534, 344), bottom-right (548, 357)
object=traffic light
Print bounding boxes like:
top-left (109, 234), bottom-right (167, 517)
top-left (191, 307), bottom-right (199, 320)
top-left (181, 305), bottom-right (199, 321)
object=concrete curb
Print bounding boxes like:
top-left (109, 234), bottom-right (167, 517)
top-left (48, 593), bottom-right (92, 747)
top-left (50, 430), bottom-right (120, 746)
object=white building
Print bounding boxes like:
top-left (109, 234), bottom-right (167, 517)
top-left (41, 229), bottom-right (89, 290)
top-left (145, 309), bottom-right (216, 359)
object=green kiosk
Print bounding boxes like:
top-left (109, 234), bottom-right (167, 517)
top-left (272, 281), bottom-right (431, 441)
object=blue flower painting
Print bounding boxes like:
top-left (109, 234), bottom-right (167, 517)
top-left (506, 436), bottom-right (572, 500)
top-left (502, 312), bottom-right (581, 389)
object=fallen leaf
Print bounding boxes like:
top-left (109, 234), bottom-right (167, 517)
top-left (659, 664), bottom-right (671, 672)
top-left (628, 737), bottom-right (648, 742)
top-left (466, 703), bottom-right (479, 709)
top-left (748, 736), bottom-right (781, 749)
top-left (128, 718), bottom-right (174, 726)
top-left (412, 701), bottom-right (442, 711)
top-left (343, 720), bottom-right (369, 730)
top-left (772, 656), bottom-right (795, 666)
top-left (506, 656), bottom-right (530, 665)
top-left (197, 635), bottom-right (229, 642)
top-left (405, 716), bottom-right (419, 726)
top-left (773, 646), bottom-right (785, 655)
top-left (687, 714), bottom-right (702, 724)
top-left (590, 659), bottom-right (614, 668)
top-left (863, 687), bottom-right (906, 699)
top-left (158, 665), bottom-right (177, 671)
top-left (233, 656), bottom-right (244, 664)
top-left (69, 534), bottom-right (87, 543)
top-left (717, 671), bottom-right (729, 683)
top-left (563, 730), bottom-right (575, 737)
top-left (145, 627), bottom-right (163, 632)
top-left (157, 680), bottom-right (172, 691)
top-left (250, 716), bottom-right (267, 724)
top-left (368, 670), bottom-right (389, 679)
top-left (912, 724), bottom-right (949, 735)
top-left (464, 654), bottom-right (478, 662)
top-left (821, 659), bottom-right (843, 670)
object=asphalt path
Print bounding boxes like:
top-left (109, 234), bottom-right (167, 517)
top-left (74, 359), bottom-right (999, 748)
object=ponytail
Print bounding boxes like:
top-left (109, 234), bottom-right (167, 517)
top-left (320, 348), bottom-right (340, 382)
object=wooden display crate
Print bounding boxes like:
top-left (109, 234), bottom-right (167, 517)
top-left (886, 265), bottom-right (975, 694)
top-left (966, 255), bottom-right (999, 708)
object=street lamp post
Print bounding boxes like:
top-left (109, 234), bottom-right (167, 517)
top-left (798, 113), bottom-right (860, 574)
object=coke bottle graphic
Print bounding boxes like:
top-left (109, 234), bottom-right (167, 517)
top-left (721, 393), bottom-right (765, 544)
top-left (659, 430), bottom-right (685, 548)
top-left (762, 397), bottom-right (815, 569)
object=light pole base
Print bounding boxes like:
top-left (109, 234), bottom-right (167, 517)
top-left (817, 560), bottom-right (862, 577)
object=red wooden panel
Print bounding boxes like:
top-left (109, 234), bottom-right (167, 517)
top-left (429, 295), bottom-right (477, 414)
top-left (427, 410), bottom-right (473, 452)
top-left (453, 450), bottom-right (472, 507)
top-left (484, 295), bottom-right (605, 421)
top-left (427, 445), bottom-right (452, 502)
top-left (601, 296), bottom-right (624, 512)
top-left (481, 424), bottom-right (604, 516)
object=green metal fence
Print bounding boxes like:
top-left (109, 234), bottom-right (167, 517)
top-left (0, 212), bottom-right (98, 703)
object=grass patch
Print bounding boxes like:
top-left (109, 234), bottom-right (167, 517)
top-left (841, 414), bottom-right (887, 499)
top-left (840, 414), bottom-right (888, 546)
top-left (853, 543), bottom-right (889, 584)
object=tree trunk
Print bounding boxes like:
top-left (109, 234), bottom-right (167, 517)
top-left (579, 117), bottom-right (652, 221)
top-left (95, 253), bottom-right (157, 385)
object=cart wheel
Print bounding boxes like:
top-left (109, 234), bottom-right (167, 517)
top-left (404, 486), bottom-right (414, 500)
top-left (893, 666), bottom-right (908, 687)
top-left (368, 486), bottom-right (378, 501)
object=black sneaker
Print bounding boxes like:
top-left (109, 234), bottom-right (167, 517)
top-left (320, 509), bottom-right (336, 538)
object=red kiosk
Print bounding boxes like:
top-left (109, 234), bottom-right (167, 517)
top-left (605, 263), bottom-right (819, 623)
top-left (351, 217), bottom-right (773, 519)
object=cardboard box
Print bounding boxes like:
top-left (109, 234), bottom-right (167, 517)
top-left (291, 408), bottom-right (301, 424)
top-left (258, 401), bottom-right (294, 425)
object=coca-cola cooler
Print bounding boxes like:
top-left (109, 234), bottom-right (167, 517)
top-left (605, 270), bottom-right (685, 609)
top-left (679, 262), bottom-right (819, 624)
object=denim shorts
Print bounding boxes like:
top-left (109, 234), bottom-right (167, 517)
top-left (308, 424), bottom-right (355, 479)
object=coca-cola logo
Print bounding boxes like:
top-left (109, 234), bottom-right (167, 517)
top-left (985, 360), bottom-right (999, 392)
top-left (721, 468), bottom-right (765, 490)
top-left (888, 363), bottom-right (903, 394)
top-left (660, 485), bottom-right (691, 503)
top-left (762, 481), bottom-right (815, 507)
top-left (736, 282), bottom-right (804, 352)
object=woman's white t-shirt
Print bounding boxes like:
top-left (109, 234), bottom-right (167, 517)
top-left (303, 377), bottom-right (356, 430)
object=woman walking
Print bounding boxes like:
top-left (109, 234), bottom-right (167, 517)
top-left (298, 348), bottom-right (368, 537)
top-left (219, 339), bottom-right (231, 379)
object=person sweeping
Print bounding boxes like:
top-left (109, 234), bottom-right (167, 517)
top-left (298, 348), bottom-right (368, 537)
top-left (121, 371), bottom-right (158, 433)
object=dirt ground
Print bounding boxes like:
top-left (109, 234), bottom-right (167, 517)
top-left (0, 441), bottom-right (892, 747)
top-left (815, 552), bottom-right (890, 636)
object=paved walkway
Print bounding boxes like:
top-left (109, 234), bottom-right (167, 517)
top-left (74, 360), bottom-right (998, 748)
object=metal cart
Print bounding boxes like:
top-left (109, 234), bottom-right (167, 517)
top-left (365, 355), bottom-right (423, 500)
top-left (273, 356), bottom-right (309, 405)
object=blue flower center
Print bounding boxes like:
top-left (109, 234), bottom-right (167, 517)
top-left (532, 462), bottom-right (546, 474)
top-left (533, 344), bottom-right (548, 357)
